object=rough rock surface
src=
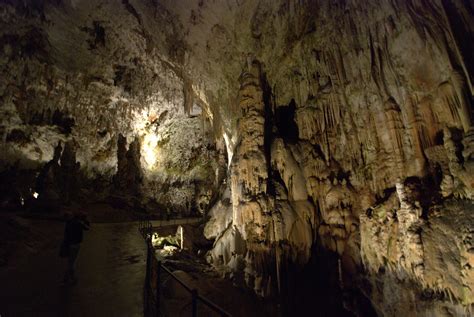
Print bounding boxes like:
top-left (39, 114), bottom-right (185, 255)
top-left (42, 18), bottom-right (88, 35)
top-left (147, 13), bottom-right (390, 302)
top-left (0, 0), bottom-right (221, 213)
top-left (1, 0), bottom-right (473, 315)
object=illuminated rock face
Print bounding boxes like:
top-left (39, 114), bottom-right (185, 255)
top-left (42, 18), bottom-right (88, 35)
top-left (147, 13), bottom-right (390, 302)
top-left (230, 66), bottom-right (268, 235)
top-left (1, 0), bottom-right (473, 314)
top-left (0, 0), bottom-right (220, 213)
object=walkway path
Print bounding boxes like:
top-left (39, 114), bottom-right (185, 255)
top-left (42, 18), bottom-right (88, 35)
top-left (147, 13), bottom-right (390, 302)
top-left (148, 217), bottom-right (202, 228)
top-left (0, 220), bottom-right (146, 317)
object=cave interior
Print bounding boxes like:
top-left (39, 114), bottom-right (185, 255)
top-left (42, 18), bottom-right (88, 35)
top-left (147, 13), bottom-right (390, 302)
top-left (0, 0), bottom-right (473, 316)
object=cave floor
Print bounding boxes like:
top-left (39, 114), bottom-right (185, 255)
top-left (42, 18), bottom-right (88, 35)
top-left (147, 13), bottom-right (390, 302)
top-left (0, 217), bottom-right (146, 317)
top-left (0, 213), bottom-right (273, 317)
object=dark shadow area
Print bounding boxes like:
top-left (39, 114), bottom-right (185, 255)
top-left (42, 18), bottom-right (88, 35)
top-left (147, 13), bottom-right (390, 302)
top-left (441, 0), bottom-right (474, 86)
top-left (275, 99), bottom-right (299, 144)
top-left (280, 247), bottom-right (378, 317)
top-left (260, 69), bottom-right (276, 197)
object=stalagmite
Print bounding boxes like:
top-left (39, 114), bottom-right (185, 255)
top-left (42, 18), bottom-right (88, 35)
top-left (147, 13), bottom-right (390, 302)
top-left (1, 0), bottom-right (473, 315)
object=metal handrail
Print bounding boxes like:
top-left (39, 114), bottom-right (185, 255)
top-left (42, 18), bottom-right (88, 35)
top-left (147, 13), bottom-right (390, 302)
top-left (196, 291), bottom-right (232, 316)
top-left (140, 217), bottom-right (232, 317)
top-left (158, 262), bottom-right (231, 316)
top-left (160, 264), bottom-right (193, 292)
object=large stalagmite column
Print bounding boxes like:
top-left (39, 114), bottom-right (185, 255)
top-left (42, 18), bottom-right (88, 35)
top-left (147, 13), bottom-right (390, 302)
top-left (230, 62), bottom-right (270, 241)
top-left (226, 61), bottom-right (280, 295)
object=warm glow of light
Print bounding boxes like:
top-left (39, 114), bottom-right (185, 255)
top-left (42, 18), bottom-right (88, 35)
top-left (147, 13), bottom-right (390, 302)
top-left (177, 226), bottom-right (184, 250)
top-left (33, 192), bottom-right (39, 199)
top-left (223, 132), bottom-right (234, 167)
top-left (151, 233), bottom-right (160, 246)
top-left (151, 232), bottom-right (180, 256)
top-left (143, 132), bottom-right (159, 168)
top-left (163, 245), bottom-right (178, 252)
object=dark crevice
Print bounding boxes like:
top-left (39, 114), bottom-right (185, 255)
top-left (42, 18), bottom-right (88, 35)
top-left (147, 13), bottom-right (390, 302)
top-left (374, 187), bottom-right (396, 206)
top-left (260, 69), bottom-right (276, 197)
top-left (122, 0), bottom-right (143, 25)
top-left (52, 109), bottom-right (75, 134)
top-left (113, 65), bottom-right (132, 93)
top-left (275, 99), bottom-right (299, 144)
top-left (80, 21), bottom-right (106, 50)
top-left (448, 127), bottom-right (465, 164)
top-left (442, 0), bottom-right (474, 86)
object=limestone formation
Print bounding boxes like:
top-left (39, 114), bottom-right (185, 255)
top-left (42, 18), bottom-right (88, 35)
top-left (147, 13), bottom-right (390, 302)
top-left (1, 0), bottom-right (473, 315)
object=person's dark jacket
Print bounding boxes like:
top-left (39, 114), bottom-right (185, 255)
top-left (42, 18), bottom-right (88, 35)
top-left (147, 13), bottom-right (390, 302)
top-left (64, 218), bottom-right (90, 245)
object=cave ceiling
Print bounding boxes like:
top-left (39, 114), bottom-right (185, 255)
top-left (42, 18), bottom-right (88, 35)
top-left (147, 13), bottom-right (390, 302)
top-left (1, 0), bottom-right (474, 315)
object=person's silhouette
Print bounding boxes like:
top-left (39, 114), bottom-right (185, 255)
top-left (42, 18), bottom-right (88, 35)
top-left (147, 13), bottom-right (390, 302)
top-left (62, 211), bottom-right (90, 284)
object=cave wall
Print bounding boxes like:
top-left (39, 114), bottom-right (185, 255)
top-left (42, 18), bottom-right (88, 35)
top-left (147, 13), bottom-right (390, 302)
top-left (0, 0), bottom-right (220, 213)
top-left (177, 0), bottom-right (473, 314)
top-left (1, 0), bottom-right (473, 315)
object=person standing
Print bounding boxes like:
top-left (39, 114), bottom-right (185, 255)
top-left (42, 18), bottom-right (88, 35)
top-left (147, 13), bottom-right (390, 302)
top-left (62, 211), bottom-right (90, 284)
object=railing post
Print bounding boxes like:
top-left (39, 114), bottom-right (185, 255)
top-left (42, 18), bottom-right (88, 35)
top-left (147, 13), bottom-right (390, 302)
top-left (179, 226), bottom-right (184, 250)
top-left (145, 242), bottom-right (151, 316)
top-left (191, 289), bottom-right (198, 317)
top-left (145, 242), bottom-right (150, 283)
top-left (156, 260), bottom-right (161, 316)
